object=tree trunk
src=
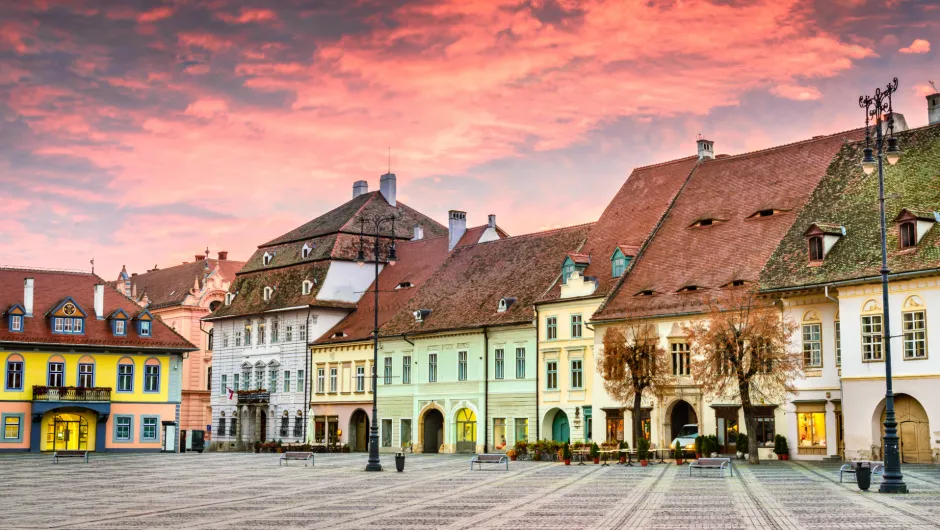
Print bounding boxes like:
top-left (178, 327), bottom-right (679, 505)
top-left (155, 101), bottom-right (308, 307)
top-left (632, 390), bottom-right (642, 449)
top-left (739, 378), bottom-right (760, 464)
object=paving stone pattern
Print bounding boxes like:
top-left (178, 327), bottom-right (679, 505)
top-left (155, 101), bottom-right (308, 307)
top-left (1, 453), bottom-right (939, 529)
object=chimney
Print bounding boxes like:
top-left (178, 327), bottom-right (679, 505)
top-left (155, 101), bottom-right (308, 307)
top-left (94, 284), bottom-right (104, 319)
top-left (218, 251), bottom-right (228, 260)
top-left (883, 112), bottom-right (909, 134)
top-left (23, 278), bottom-right (34, 317)
top-left (379, 173), bottom-right (396, 206)
top-left (195, 254), bottom-right (205, 261)
top-left (352, 180), bottom-right (368, 198)
top-left (448, 210), bottom-right (467, 251)
top-left (412, 223), bottom-right (424, 241)
top-left (488, 214), bottom-right (496, 229)
top-left (928, 92), bottom-right (940, 125)
top-left (696, 135), bottom-right (714, 160)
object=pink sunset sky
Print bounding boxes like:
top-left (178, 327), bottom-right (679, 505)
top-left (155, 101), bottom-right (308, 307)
top-left (1, 0), bottom-right (938, 276)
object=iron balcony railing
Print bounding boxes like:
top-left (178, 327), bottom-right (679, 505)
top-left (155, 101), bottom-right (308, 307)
top-left (32, 386), bottom-right (112, 402)
top-left (236, 390), bottom-right (270, 404)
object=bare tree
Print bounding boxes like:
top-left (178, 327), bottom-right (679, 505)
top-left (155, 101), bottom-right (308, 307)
top-left (597, 323), bottom-right (671, 448)
top-left (684, 289), bottom-right (800, 464)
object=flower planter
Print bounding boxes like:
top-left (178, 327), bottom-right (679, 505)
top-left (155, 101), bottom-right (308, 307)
top-left (675, 458), bottom-right (683, 465)
top-left (593, 457), bottom-right (600, 464)
top-left (619, 455), bottom-right (626, 464)
top-left (509, 454), bottom-right (517, 461)
top-left (695, 453), bottom-right (702, 459)
top-left (564, 459), bottom-right (571, 466)
top-left (779, 453), bottom-right (789, 461)
top-left (640, 460), bottom-right (649, 467)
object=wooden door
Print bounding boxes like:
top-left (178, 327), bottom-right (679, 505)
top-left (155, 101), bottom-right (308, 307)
top-left (881, 395), bottom-right (932, 464)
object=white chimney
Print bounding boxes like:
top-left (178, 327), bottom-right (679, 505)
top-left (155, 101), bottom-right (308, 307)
top-left (352, 180), bottom-right (368, 198)
top-left (448, 210), bottom-right (467, 251)
top-left (379, 173), bottom-right (396, 206)
top-left (412, 223), bottom-right (424, 241)
top-left (23, 278), bottom-right (33, 317)
top-left (488, 214), bottom-right (496, 229)
top-left (94, 284), bottom-right (105, 319)
top-left (882, 112), bottom-right (909, 134)
top-left (927, 93), bottom-right (940, 125)
top-left (697, 135), bottom-right (714, 160)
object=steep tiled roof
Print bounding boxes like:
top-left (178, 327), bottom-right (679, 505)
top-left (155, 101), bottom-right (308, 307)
top-left (315, 236), bottom-right (451, 344)
top-left (596, 129), bottom-right (864, 320)
top-left (761, 124), bottom-right (940, 290)
top-left (382, 224), bottom-right (592, 335)
top-left (0, 268), bottom-right (195, 350)
top-left (455, 224), bottom-right (510, 248)
top-left (538, 156), bottom-right (698, 303)
top-left (123, 259), bottom-right (244, 309)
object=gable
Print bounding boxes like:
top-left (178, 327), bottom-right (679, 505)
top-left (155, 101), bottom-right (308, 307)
top-left (48, 297), bottom-right (87, 318)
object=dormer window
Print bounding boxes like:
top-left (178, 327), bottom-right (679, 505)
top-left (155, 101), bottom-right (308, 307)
top-left (262, 252), bottom-right (273, 266)
top-left (109, 308), bottom-right (130, 337)
top-left (636, 290), bottom-right (655, 297)
top-left (331, 331), bottom-right (346, 338)
top-left (302, 280), bottom-right (313, 295)
top-left (804, 223), bottom-right (844, 263)
top-left (413, 309), bottom-right (431, 323)
top-left (748, 209), bottom-right (782, 219)
top-left (50, 298), bottom-right (87, 335)
top-left (497, 297), bottom-right (517, 313)
top-left (301, 243), bottom-right (312, 259)
top-left (263, 286), bottom-right (274, 301)
top-left (677, 285), bottom-right (701, 293)
top-left (610, 247), bottom-right (635, 278)
top-left (895, 209), bottom-right (938, 250)
top-left (396, 281), bottom-right (413, 290)
top-left (562, 261), bottom-right (575, 284)
top-left (225, 292), bottom-right (235, 305)
top-left (140, 320), bottom-right (151, 336)
top-left (136, 310), bottom-right (153, 337)
top-left (11, 315), bottom-right (22, 332)
top-left (689, 218), bottom-right (723, 228)
top-left (728, 280), bottom-right (746, 288)
top-left (115, 320), bottom-right (126, 335)
top-left (562, 254), bottom-right (590, 284)
top-left (900, 222), bottom-right (916, 249)
top-left (808, 236), bottom-right (824, 261)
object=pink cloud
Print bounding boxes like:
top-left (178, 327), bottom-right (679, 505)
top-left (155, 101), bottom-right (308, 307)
top-left (771, 84), bottom-right (824, 101)
top-left (217, 8), bottom-right (278, 24)
top-left (899, 39), bottom-right (930, 54)
top-left (137, 6), bottom-right (175, 23)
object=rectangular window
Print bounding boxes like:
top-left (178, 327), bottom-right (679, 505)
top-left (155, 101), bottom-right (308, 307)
top-left (73, 318), bottom-right (82, 333)
top-left (234, 373), bottom-right (240, 392)
top-left (494, 418), bottom-right (507, 450)
top-left (571, 359), bottom-right (583, 389)
top-left (271, 320), bottom-right (279, 343)
top-left (546, 361), bottom-right (557, 390)
top-left (429, 353), bottom-right (438, 383)
top-left (356, 366), bottom-right (365, 392)
top-left (293, 416), bottom-right (302, 437)
top-left (11, 315), bottom-right (22, 331)
top-left (571, 314), bottom-right (582, 339)
top-left (317, 368), bottom-right (325, 393)
top-left (141, 417), bottom-right (158, 441)
top-left (329, 367), bottom-right (337, 392)
top-left (255, 367), bottom-right (264, 389)
top-left (229, 417), bottom-right (237, 436)
top-left (220, 374), bottom-right (227, 395)
top-left (115, 416), bottom-right (132, 441)
top-left (285, 325), bottom-right (293, 342)
top-left (54, 317), bottom-right (63, 332)
top-left (223, 333), bottom-right (229, 348)
top-left (835, 321), bottom-right (841, 367)
top-left (495, 349), bottom-right (504, 380)
top-left (754, 410), bottom-right (776, 447)
top-left (269, 370), bottom-right (278, 393)
top-left (218, 417), bottom-right (226, 436)
top-left (115, 320), bottom-right (125, 335)
top-left (78, 363), bottom-right (94, 387)
top-left (63, 318), bottom-right (72, 333)
top-left (401, 419), bottom-right (412, 447)
top-left (671, 342), bottom-right (691, 376)
top-left (280, 415), bottom-right (289, 437)
top-left (515, 348), bottom-right (526, 379)
top-left (402, 356), bottom-right (411, 384)
top-left (4, 416), bottom-right (21, 440)
top-left (612, 256), bottom-right (625, 278)
top-left (546, 317), bottom-right (557, 340)
top-left (235, 331), bottom-right (241, 347)
top-left (861, 315), bottom-right (883, 361)
top-left (284, 371), bottom-right (291, 393)
top-left (797, 412), bottom-right (826, 449)
top-left (802, 324), bottom-right (822, 367)
top-left (903, 311), bottom-right (927, 359)
top-left (244, 324), bottom-right (251, 346)
top-left (382, 419), bottom-right (392, 447)
top-left (299, 324), bottom-right (307, 342)
top-left (6, 361), bottom-right (23, 391)
top-left (384, 357), bottom-right (392, 385)
top-left (514, 418), bottom-right (528, 443)
top-left (139, 321), bottom-right (150, 336)
top-left (458, 351), bottom-right (467, 381)
top-left (48, 362), bottom-right (64, 387)
top-left (259, 322), bottom-right (265, 345)
top-left (296, 370), bottom-right (304, 393)
top-left (144, 364), bottom-right (160, 392)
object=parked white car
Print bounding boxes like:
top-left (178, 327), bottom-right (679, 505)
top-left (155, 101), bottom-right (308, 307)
top-left (670, 424), bottom-right (699, 455)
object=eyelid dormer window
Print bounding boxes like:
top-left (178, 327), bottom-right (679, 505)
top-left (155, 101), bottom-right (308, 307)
top-left (689, 218), bottom-right (724, 228)
top-left (748, 209), bottom-right (783, 219)
top-left (677, 285), bottom-right (701, 293)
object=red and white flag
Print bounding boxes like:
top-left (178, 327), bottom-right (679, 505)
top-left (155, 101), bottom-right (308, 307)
top-left (227, 387), bottom-right (234, 400)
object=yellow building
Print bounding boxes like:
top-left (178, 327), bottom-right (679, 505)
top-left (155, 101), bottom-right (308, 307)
top-left (1, 268), bottom-right (196, 452)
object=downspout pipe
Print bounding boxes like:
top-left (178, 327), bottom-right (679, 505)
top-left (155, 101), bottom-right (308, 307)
top-left (535, 309), bottom-right (540, 441)
top-left (303, 308), bottom-right (311, 443)
top-left (483, 326), bottom-right (489, 453)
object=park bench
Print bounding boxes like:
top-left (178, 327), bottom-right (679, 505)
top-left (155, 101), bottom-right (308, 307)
top-left (470, 453), bottom-right (509, 471)
top-left (689, 457), bottom-right (732, 477)
top-left (279, 451), bottom-right (314, 467)
top-left (53, 450), bottom-right (88, 464)
top-left (839, 461), bottom-right (884, 483)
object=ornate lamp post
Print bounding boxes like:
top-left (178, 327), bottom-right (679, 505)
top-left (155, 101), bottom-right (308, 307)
top-left (357, 214), bottom-right (399, 472)
top-left (859, 77), bottom-right (907, 494)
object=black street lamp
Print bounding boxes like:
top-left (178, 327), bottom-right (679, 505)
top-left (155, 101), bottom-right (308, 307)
top-left (858, 77), bottom-right (907, 494)
top-left (357, 214), bottom-right (399, 472)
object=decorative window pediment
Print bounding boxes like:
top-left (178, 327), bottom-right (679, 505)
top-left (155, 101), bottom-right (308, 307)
top-left (903, 295), bottom-right (925, 310)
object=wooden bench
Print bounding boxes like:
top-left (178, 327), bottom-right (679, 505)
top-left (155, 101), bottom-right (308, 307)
top-left (470, 453), bottom-right (509, 470)
top-left (279, 451), bottom-right (314, 467)
top-left (840, 461), bottom-right (883, 483)
top-left (689, 457), bottom-right (732, 477)
top-left (53, 450), bottom-right (88, 464)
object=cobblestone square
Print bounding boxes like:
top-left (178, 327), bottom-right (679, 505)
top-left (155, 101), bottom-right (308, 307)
top-left (1, 453), bottom-right (939, 529)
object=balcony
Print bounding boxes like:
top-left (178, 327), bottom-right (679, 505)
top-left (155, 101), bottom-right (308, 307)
top-left (237, 390), bottom-right (270, 404)
top-left (32, 386), bottom-right (112, 402)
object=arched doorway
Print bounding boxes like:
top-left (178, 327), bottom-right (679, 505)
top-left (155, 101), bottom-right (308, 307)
top-left (44, 412), bottom-right (92, 451)
top-left (423, 409), bottom-right (444, 453)
top-left (349, 409), bottom-right (369, 452)
top-left (551, 410), bottom-right (570, 442)
top-left (455, 409), bottom-right (477, 453)
top-left (879, 394), bottom-right (931, 463)
top-left (669, 400), bottom-right (698, 441)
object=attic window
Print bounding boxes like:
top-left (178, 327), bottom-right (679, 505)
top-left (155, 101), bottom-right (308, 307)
top-left (331, 331), bottom-right (346, 338)
top-left (396, 281), bottom-right (413, 290)
top-left (690, 218), bottom-right (719, 228)
top-left (636, 290), bottom-right (655, 297)
top-left (301, 243), bottom-right (312, 260)
top-left (804, 223), bottom-right (844, 263)
top-left (900, 222), bottom-right (916, 249)
top-left (263, 286), bottom-right (274, 301)
top-left (262, 252), bottom-right (273, 266)
top-left (808, 236), bottom-right (824, 261)
top-left (730, 280), bottom-right (746, 287)
top-left (497, 297), bottom-right (516, 313)
top-left (413, 309), bottom-right (431, 323)
top-left (225, 292), bottom-right (235, 306)
top-left (302, 280), bottom-right (313, 296)
top-left (749, 209), bottom-right (779, 219)
top-left (677, 285), bottom-right (701, 293)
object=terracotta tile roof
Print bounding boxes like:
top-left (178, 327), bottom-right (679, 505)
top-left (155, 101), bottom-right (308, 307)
top-left (596, 129), bottom-right (864, 321)
top-left (538, 156), bottom-right (698, 303)
top-left (315, 236), bottom-right (451, 344)
top-left (121, 258), bottom-right (244, 309)
top-left (455, 224), bottom-right (510, 248)
top-left (761, 124), bottom-right (940, 290)
top-left (0, 268), bottom-right (196, 350)
top-left (381, 223), bottom-right (592, 335)
top-left (567, 253), bottom-right (591, 265)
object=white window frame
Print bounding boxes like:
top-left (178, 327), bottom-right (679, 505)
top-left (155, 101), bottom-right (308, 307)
top-left (457, 351), bottom-right (467, 381)
top-left (428, 353), bottom-right (438, 383)
top-left (861, 314), bottom-right (883, 361)
top-left (570, 359), bottom-right (583, 389)
top-left (329, 367), bottom-right (338, 393)
top-left (495, 349), bottom-right (504, 380)
top-left (316, 368), bottom-right (325, 393)
top-left (402, 356), bottom-right (411, 384)
top-left (902, 310), bottom-right (927, 360)
top-left (802, 323), bottom-right (822, 368)
top-left (515, 348), bottom-right (525, 379)
top-left (384, 357), bottom-right (392, 385)
top-left (356, 365), bottom-right (365, 392)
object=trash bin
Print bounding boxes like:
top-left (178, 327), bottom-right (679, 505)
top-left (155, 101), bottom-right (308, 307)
top-left (395, 452), bottom-right (406, 472)
top-left (856, 462), bottom-right (872, 491)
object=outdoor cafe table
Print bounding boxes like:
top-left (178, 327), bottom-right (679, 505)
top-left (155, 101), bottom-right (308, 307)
top-left (599, 449), bottom-right (617, 467)
top-left (574, 449), bottom-right (590, 466)
top-left (649, 447), bottom-right (669, 464)
top-left (619, 449), bottom-right (636, 466)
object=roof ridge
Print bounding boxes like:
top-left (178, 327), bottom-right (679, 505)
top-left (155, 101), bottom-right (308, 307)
top-left (473, 222), bottom-right (594, 244)
top-left (0, 266), bottom-right (93, 275)
top-left (632, 155), bottom-right (699, 171)
top-left (709, 127), bottom-right (866, 163)
top-left (339, 191), bottom-right (378, 234)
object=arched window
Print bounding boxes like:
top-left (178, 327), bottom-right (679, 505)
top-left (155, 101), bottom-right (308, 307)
top-left (144, 358), bottom-right (161, 393)
top-left (5, 354), bottom-right (24, 391)
top-left (77, 355), bottom-right (95, 387)
top-left (117, 357), bottom-right (135, 392)
top-left (801, 311), bottom-right (822, 368)
top-left (207, 328), bottom-right (215, 351)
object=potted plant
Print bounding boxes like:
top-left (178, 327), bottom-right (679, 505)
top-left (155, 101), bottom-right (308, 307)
top-left (275, 439), bottom-right (284, 453)
top-left (253, 441), bottom-right (261, 453)
top-left (395, 451), bottom-right (406, 472)
top-left (637, 438), bottom-right (650, 466)
top-left (674, 441), bottom-right (683, 465)
top-left (590, 442), bottom-right (600, 464)
top-left (342, 443), bottom-right (351, 453)
top-left (694, 435), bottom-right (704, 459)
top-left (619, 440), bottom-right (628, 464)
top-left (514, 440), bottom-right (528, 459)
top-left (563, 442), bottom-right (571, 465)
top-left (706, 435), bottom-right (720, 457)
top-left (774, 434), bottom-right (789, 460)
top-left (507, 449), bottom-right (518, 461)
top-left (736, 433), bottom-right (748, 459)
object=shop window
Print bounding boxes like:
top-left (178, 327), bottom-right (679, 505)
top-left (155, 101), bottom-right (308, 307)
top-left (753, 407), bottom-right (776, 447)
top-left (382, 419), bottom-right (392, 447)
top-left (606, 410), bottom-right (624, 442)
top-left (797, 411), bottom-right (826, 454)
top-left (514, 418), bottom-right (528, 443)
top-left (314, 417), bottom-right (326, 444)
top-left (401, 419), bottom-right (412, 447)
top-left (494, 418), bottom-right (507, 450)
